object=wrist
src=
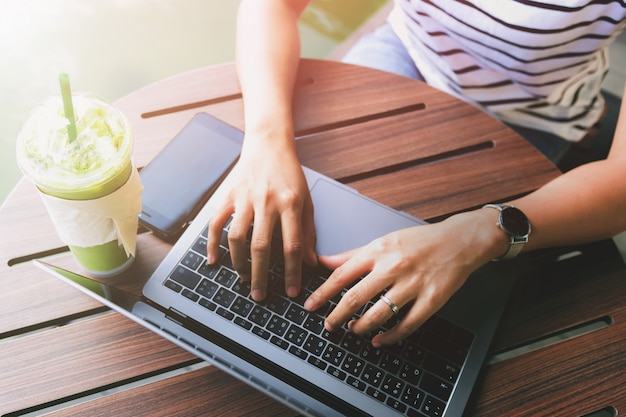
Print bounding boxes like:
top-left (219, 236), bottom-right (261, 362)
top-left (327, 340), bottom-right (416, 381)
top-left (482, 204), bottom-right (531, 260)
top-left (243, 107), bottom-right (294, 141)
top-left (241, 124), bottom-right (297, 155)
top-left (444, 210), bottom-right (512, 267)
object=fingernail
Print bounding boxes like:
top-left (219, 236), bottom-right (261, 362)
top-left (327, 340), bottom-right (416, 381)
top-left (372, 340), bottom-right (382, 348)
top-left (324, 321), bottom-right (334, 332)
top-left (206, 254), bottom-right (215, 264)
top-left (303, 297), bottom-right (315, 311)
top-left (287, 286), bottom-right (299, 298)
top-left (251, 289), bottom-right (265, 301)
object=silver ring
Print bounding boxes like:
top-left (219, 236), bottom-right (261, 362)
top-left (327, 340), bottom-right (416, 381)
top-left (379, 294), bottom-right (399, 315)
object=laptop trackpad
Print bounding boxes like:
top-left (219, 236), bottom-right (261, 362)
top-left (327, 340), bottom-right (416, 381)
top-left (310, 179), bottom-right (423, 256)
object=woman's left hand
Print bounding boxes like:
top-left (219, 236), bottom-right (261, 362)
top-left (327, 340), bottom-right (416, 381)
top-left (303, 211), bottom-right (504, 347)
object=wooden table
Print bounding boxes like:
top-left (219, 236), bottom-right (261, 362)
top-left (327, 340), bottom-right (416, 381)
top-left (2, 59), bottom-right (624, 416)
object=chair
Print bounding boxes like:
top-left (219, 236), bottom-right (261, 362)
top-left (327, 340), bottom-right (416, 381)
top-left (557, 90), bottom-right (621, 172)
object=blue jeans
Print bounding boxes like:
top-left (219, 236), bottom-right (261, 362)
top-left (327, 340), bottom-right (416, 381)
top-left (341, 24), bottom-right (571, 163)
top-left (342, 24), bottom-right (425, 81)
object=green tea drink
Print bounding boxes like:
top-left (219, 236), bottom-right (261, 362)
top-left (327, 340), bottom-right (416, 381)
top-left (16, 91), bottom-right (142, 277)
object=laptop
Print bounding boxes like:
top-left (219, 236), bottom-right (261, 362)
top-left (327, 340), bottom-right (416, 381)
top-left (36, 132), bottom-right (516, 417)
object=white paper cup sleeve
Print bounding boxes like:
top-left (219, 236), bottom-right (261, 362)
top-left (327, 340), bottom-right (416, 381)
top-left (39, 166), bottom-right (143, 257)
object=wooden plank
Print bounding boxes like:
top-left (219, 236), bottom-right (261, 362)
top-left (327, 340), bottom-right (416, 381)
top-left (492, 240), bottom-right (626, 352)
top-left (0, 312), bottom-right (196, 415)
top-left (1, 179), bottom-right (67, 263)
top-left (294, 92), bottom-right (497, 178)
top-left (473, 297), bottom-right (626, 416)
top-left (0, 231), bottom-right (171, 336)
top-left (470, 243), bottom-right (626, 416)
top-left (346, 134), bottom-right (558, 220)
top-left (114, 60), bottom-right (482, 168)
top-left (117, 62), bottom-right (242, 121)
top-left (0, 200), bottom-right (97, 335)
top-left (44, 365), bottom-right (296, 417)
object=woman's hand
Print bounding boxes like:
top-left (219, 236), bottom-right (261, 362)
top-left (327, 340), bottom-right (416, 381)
top-left (206, 137), bottom-right (317, 302)
top-left (219, 0), bottom-right (313, 301)
top-left (304, 210), bottom-right (505, 347)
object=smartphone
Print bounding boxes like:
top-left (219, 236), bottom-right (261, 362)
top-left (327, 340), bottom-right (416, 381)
top-left (138, 112), bottom-right (242, 240)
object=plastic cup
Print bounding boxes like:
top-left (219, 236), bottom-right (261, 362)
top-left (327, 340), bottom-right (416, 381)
top-left (16, 92), bottom-right (141, 277)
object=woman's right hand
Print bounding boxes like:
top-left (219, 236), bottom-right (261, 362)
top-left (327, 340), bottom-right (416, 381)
top-left (206, 135), bottom-right (317, 302)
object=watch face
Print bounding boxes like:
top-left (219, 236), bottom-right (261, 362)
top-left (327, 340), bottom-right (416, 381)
top-left (500, 207), bottom-right (530, 237)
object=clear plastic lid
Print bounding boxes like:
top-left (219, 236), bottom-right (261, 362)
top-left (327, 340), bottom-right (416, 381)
top-left (16, 92), bottom-right (133, 197)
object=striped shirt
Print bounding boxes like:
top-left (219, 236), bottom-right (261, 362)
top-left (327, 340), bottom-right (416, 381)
top-left (389, 0), bottom-right (626, 141)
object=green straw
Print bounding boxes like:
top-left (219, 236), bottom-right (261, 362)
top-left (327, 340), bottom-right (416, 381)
top-left (59, 73), bottom-right (78, 142)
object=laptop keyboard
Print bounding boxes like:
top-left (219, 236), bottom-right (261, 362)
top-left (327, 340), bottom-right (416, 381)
top-left (163, 221), bottom-right (474, 417)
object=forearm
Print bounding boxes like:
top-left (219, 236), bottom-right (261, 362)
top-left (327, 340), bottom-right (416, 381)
top-left (235, 0), bottom-right (310, 148)
top-left (512, 159), bottom-right (626, 252)
top-left (453, 86), bottom-right (626, 263)
top-left (510, 86), bottom-right (626, 253)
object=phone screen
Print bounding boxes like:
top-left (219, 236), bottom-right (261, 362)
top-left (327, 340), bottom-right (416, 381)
top-left (138, 113), bottom-right (242, 239)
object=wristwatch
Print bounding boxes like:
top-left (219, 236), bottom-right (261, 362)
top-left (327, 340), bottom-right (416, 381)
top-left (483, 204), bottom-right (531, 260)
